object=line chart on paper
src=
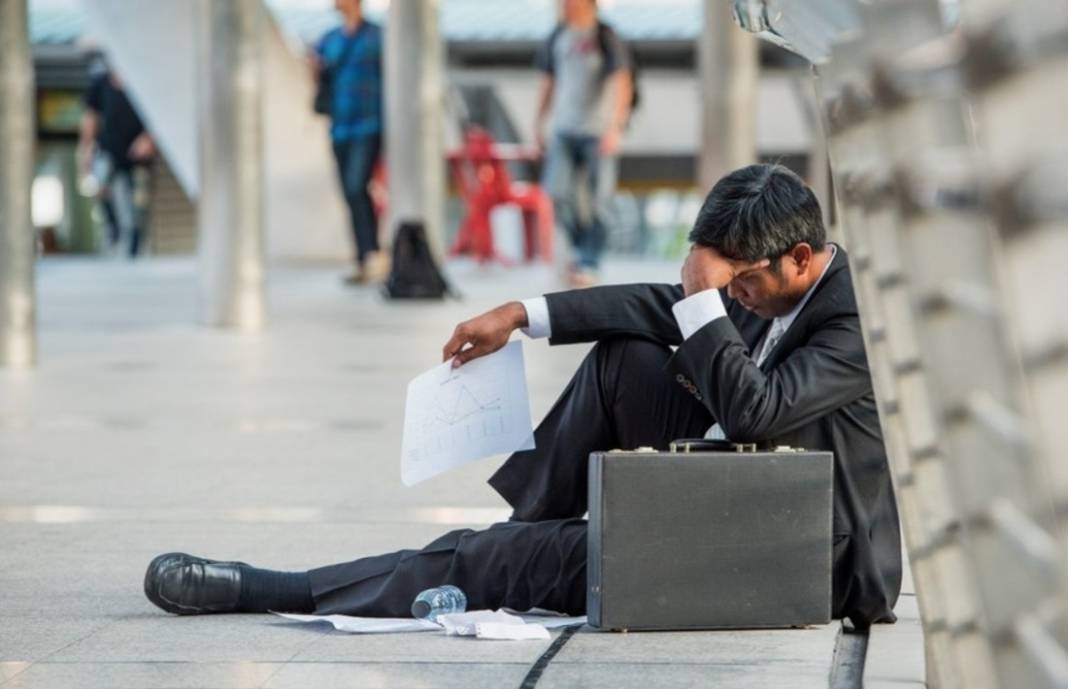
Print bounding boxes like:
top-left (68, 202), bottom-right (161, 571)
top-left (401, 340), bottom-right (535, 486)
top-left (434, 378), bottom-right (502, 426)
top-left (416, 372), bottom-right (510, 449)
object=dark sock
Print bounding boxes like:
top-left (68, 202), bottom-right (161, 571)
top-left (236, 566), bottom-right (315, 613)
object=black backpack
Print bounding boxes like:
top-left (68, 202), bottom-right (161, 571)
top-left (384, 221), bottom-right (453, 300)
top-left (542, 21), bottom-right (641, 116)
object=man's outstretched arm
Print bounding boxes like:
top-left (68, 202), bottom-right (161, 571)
top-left (441, 243), bottom-right (774, 367)
top-left (442, 282), bottom-right (695, 368)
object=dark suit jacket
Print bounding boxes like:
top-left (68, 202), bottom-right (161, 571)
top-left (543, 247), bottom-right (901, 626)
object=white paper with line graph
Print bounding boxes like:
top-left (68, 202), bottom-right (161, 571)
top-left (401, 340), bottom-right (535, 486)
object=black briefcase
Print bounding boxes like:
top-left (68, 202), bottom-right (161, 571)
top-left (587, 440), bottom-right (833, 631)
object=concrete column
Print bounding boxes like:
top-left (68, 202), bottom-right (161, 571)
top-left (0, 0), bottom-right (35, 367)
top-left (697, 0), bottom-right (759, 191)
top-left (196, 0), bottom-right (266, 330)
top-left (384, 0), bottom-right (446, 258)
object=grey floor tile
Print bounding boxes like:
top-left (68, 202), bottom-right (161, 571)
top-left (0, 662), bottom-right (32, 684)
top-left (1, 590), bottom-right (139, 621)
top-left (262, 662), bottom-right (531, 689)
top-left (1, 661), bottom-right (282, 689)
top-left (537, 662), bottom-right (831, 689)
top-left (554, 624), bottom-right (841, 668)
top-left (892, 593), bottom-right (920, 622)
top-left (900, 551), bottom-right (916, 596)
top-left (864, 595), bottom-right (925, 687)
top-left (285, 627), bottom-right (552, 664)
top-left (47, 617), bottom-right (316, 663)
top-left (0, 619), bottom-right (113, 664)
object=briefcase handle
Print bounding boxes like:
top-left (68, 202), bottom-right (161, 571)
top-left (669, 438), bottom-right (759, 453)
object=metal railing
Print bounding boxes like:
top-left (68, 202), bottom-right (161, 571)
top-left (735, 0), bottom-right (1068, 686)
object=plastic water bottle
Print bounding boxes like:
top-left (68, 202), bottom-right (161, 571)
top-left (411, 585), bottom-right (467, 622)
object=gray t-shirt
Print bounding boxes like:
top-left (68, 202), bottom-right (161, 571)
top-left (536, 24), bottom-right (629, 137)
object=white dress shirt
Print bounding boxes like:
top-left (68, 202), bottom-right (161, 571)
top-left (520, 245), bottom-right (838, 438)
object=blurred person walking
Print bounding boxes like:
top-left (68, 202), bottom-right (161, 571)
top-left (78, 61), bottom-right (154, 258)
top-left (313, 0), bottom-right (388, 285)
top-left (534, 0), bottom-right (634, 287)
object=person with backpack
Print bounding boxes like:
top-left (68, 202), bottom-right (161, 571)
top-left (534, 0), bottom-right (635, 287)
top-left (78, 62), bottom-right (155, 258)
top-left (313, 0), bottom-right (388, 285)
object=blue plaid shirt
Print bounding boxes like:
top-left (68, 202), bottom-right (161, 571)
top-left (317, 22), bottom-right (383, 141)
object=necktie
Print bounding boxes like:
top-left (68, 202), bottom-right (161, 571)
top-left (756, 320), bottom-right (785, 367)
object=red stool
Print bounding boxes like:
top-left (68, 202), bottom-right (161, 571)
top-left (448, 127), bottom-right (553, 264)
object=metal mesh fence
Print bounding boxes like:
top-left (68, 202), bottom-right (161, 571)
top-left (736, 0), bottom-right (1068, 686)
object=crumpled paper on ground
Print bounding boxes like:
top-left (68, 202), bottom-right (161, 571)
top-left (272, 613), bottom-right (439, 634)
top-left (273, 609), bottom-right (585, 640)
top-left (437, 609), bottom-right (522, 636)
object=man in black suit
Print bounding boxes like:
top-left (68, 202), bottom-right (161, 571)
top-left (144, 164), bottom-right (901, 627)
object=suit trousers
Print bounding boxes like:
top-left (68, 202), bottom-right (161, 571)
top-left (308, 338), bottom-right (713, 616)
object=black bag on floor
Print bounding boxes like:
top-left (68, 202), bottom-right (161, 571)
top-left (384, 221), bottom-right (452, 300)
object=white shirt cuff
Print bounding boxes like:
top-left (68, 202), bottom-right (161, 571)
top-left (520, 297), bottom-right (552, 339)
top-left (671, 289), bottom-right (728, 340)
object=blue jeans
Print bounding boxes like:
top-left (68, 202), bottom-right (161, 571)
top-left (94, 152), bottom-right (148, 257)
top-left (332, 134), bottom-right (381, 263)
top-left (542, 132), bottom-right (618, 270)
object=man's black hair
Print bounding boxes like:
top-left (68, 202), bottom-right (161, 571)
top-left (689, 164), bottom-right (826, 263)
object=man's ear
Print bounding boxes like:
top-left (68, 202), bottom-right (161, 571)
top-left (790, 243), bottom-right (814, 273)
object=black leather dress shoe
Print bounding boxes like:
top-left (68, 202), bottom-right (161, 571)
top-left (144, 552), bottom-right (246, 615)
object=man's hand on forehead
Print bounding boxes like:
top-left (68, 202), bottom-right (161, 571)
top-left (681, 245), bottom-right (770, 297)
